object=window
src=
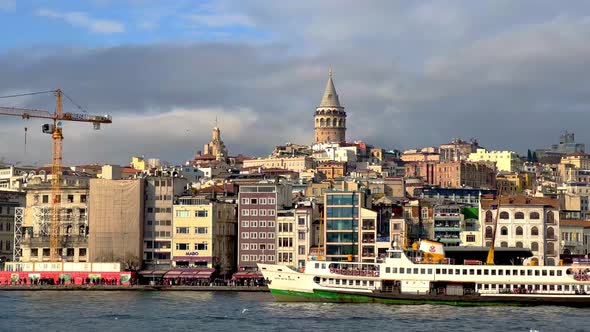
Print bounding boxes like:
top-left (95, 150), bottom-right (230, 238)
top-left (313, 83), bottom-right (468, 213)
top-left (241, 243), bottom-right (250, 250)
top-left (176, 210), bottom-right (190, 217)
top-left (67, 194), bottom-right (74, 203)
top-left (260, 198), bottom-right (267, 204)
top-left (241, 221), bottom-right (249, 228)
top-left (268, 198), bottom-right (276, 204)
top-left (251, 209), bottom-right (258, 216)
top-left (241, 209), bottom-right (249, 216)
top-left (251, 221), bottom-right (258, 227)
top-left (268, 221), bottom-right (275, 227)
top-left (516, 226), bottom-right (523, 236)
top-left (500, 241), bottom-right (508, 247)
top-left (514, 212), bottom-right (524, 219)
top-left (499, 211), bottom-right (509, 219)
top-left (147, 207), bottom-right (153, 213)
top-left (260, 209), bottom-right (267, 216)
top-left (269, 209), bottom-right (276, 216)
top-left (485, 210), bottom-right (493, 223)
top-left (250, 255), bottom-right (257, 261)
top-left (466, 235), bottom-right (476, 242)
top-left (299, 246), bottom-right (306, 255)
top-left (241, 255), bottom-right (249, 262)
top-left (268, 232), bottom-right (275, 239)
top-left (530, 212), bottom-right (540, 219)
top-left (531, 226), bottom-right (539, 236)
top-left (500, 227), bottom-right (508, 236)
top-left (176, 243), bottom-right (189, 250)
top-left (242, 232), bottom-right (249, 239)
top-left (298, 231), bottom-right (305, 240)
top-left (259, 232), bottom-right (266, 239)
top-left (531, 242), bottom-right (539, 251)
top-left (251, 198), bottom-right (258, 204)
top-left (176, 227), bottom-right (190, 234)
top-left (250, 232), bottom-right (257, 239)
top-left (516, 242), bottom-right (523, 248)
top-left (298, 217), bottom-right (306, 226)
top-left (547, 211), bottom-right (555, 224)
top-left (42, 195), bottom-right (49, 203)
top-left (195, 243), bottom-right (208, 250)
top-left (196, 227), bottom-right (208, 234)
top-left (241, 198), bottom-right (250, 205)
top-left (547, 227), bottom-right (555, 239)
top-left (196, 210), bottom-right (208, 217)
top-left (485, 226), bottom-right (493, 238)
top-left (259, 220), bottom-right (266, 227)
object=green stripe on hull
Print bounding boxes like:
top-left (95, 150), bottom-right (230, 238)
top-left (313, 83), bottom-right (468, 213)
top-left (270, 289), bottom-right (522, 307)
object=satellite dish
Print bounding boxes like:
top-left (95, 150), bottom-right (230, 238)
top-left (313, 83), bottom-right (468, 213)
top-left (57, 121), bottom-right (63, 127)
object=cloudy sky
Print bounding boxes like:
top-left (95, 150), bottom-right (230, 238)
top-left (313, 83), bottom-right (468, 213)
top-left (1, 0), bottom-right (590, 166)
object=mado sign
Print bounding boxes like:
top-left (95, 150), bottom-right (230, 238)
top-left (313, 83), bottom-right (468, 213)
top-left (185, 251), bottom-right (199, 256)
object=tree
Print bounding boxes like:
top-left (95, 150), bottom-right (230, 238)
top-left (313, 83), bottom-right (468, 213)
top-left (122, 253), bottom-right (141, 271)
top-left (527, 149), bottom-right (532, 162)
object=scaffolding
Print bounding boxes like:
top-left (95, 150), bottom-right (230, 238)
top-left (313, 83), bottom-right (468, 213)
top-left (13, 207), bottom-right (23, 262)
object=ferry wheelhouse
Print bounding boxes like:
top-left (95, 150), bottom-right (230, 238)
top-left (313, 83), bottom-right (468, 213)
top-left (258, 246), bottom-right (590, 306)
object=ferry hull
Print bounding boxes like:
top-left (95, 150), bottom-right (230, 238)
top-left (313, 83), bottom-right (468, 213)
top-left (270, 288), bottom-right (590, 307)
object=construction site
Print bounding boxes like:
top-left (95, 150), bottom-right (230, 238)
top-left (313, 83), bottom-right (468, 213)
top-left (0, 89), bottom-right (124, 282)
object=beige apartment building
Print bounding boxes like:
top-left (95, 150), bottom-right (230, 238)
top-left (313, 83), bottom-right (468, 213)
top-left (242, 156), bottom-right (314, 173)
top-left (171, 196), bottom-right (237, 275)
top-left (20, 176), bottom-right (90, 262)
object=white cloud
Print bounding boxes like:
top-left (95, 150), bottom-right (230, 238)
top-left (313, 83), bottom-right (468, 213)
top-left (0, 0), bottom-right (15, 12)
top-left (183, 13), bottom-right (254, 28)
top-left (35, 8), bottom-right (124, 34)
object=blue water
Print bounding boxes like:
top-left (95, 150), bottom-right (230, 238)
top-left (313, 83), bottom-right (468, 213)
top-left (0, 291), bottom-right (588, 331)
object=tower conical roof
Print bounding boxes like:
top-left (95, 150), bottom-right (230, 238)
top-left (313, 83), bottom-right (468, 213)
top-left (319, 69), bottom-right (341, 108)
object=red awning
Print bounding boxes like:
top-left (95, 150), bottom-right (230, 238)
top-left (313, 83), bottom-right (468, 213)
top-left (163, 269), bottom-right (215, 279)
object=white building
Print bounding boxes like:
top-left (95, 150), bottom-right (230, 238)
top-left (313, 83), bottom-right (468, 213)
top-left (480, 196), bottom-right (560, 266)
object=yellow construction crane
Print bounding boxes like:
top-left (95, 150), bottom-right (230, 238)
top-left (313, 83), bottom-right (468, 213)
top-left (486, 187), bottom-right (503, 265)
top-left (0, 89), bottom-right (112, 261)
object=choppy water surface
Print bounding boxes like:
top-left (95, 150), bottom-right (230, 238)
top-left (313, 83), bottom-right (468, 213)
top-left (0, 291), bottom-right (588, 331)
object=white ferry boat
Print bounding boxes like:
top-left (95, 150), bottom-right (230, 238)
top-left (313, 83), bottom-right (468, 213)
top-left (258, 242), bottom-right (590, 306)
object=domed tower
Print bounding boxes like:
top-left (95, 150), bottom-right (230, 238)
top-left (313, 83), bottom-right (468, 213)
top-left (314, 68), bottom-right (346, 144)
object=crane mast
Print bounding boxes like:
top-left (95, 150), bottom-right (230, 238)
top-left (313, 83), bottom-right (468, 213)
top-left (0, 89), bottom-right (111, 261)
top-left (50, 90), bottom-right (63, 261)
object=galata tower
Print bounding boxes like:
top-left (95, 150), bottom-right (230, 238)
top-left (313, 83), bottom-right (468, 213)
top-left (314, 68), bottom-right (346, 144)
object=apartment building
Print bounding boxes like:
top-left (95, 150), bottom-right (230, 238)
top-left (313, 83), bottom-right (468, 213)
top-left (88, 178), bottom-right (144, 266)
top-left (0, 190), bottom-right (25, 259)
top-left (237, 183), bottom-right (292, 270)
top-left (143, 176), bottom-right (187, 269)
top-left (20, 176), bottom-right (90, 262)
top-left (171, 196), bottom-right (237, 275)
top-left (480, 195), bottom-right (560, 266)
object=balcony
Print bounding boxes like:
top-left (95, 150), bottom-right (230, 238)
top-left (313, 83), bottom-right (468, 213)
top-left (439, 238), bottom-right (461, 244)
top-left (22, 236), bottom-right (88, 247)
top-left (433, 226), bottom-right (461, 232)
top-left (361, 252), bottom-right (376, 258)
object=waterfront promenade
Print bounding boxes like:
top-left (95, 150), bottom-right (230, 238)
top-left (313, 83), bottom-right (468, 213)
top-left (0, 285), bottom-right (269, 292)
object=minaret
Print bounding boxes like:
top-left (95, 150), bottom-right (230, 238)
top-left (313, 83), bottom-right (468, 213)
top-left (314, 68), bottom-right (346, 144)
